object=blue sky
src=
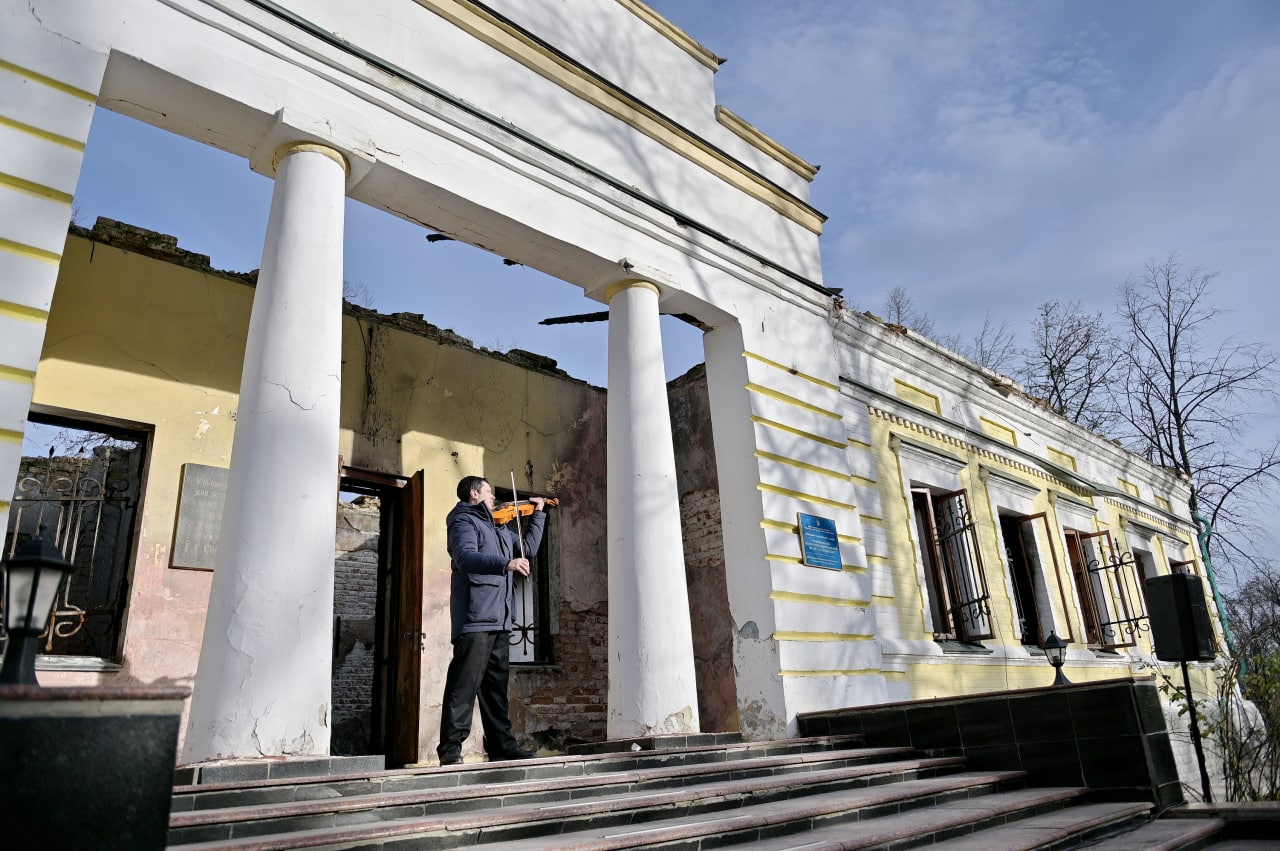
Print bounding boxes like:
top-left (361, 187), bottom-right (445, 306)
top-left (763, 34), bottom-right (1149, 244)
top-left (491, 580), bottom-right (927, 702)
top-left (71, 0), bottom-right (1279, 391)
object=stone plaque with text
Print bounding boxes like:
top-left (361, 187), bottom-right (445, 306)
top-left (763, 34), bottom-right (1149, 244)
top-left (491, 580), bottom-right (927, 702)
top-left (171, 463), bottom-right (228, 570)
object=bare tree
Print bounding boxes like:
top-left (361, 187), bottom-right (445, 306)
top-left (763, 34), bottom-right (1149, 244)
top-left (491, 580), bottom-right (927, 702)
top-left (960, 312), bottom-right (1019, 375)
top-left (881, 286), bottom-right (936, 338)
top-left (1112, 255), bottom-right (1279, 581)
top-left (1017, 301), bottom-right (1119, 433)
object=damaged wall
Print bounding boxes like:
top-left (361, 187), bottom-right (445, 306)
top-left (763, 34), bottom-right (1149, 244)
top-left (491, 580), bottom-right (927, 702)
top-left (668, 363), bottom-right (737, 733)
top-left (25, 219), bottom-right (611, 759)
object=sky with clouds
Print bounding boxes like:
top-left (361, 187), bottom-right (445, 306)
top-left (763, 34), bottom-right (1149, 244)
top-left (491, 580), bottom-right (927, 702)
top-left (71, 1), bottom-right (1279, 391)
top-left (648, 0), bottom-right (1279, 352)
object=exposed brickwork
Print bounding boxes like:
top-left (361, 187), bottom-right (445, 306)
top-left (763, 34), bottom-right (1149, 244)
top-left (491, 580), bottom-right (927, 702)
top-left (332, 499), bottom-right (380, 755)
top-left (669, 365), bottom-right (738, 732)
top-left (510, 600), bottom-right (609, 750)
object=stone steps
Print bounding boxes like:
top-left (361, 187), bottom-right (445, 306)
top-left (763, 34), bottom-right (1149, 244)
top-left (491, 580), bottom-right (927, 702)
top-left (164, 735), bottom-right (1231, 850)
top-left (169, 749), bottom-right (984, 846)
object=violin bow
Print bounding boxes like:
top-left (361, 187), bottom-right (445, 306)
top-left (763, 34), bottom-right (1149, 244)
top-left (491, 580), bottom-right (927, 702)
top-left (509, 469), bottom-right (526, 560)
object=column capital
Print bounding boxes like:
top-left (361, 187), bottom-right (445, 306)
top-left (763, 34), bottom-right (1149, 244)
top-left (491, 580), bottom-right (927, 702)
top-left (250, 108), bottom-right (375, 190)
top-left (603, 279), bottom-right (660, 302)
top-left (271, 142), bottom-right (349, 176)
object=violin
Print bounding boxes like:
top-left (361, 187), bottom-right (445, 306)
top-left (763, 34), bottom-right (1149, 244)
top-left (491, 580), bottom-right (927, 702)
top-left (491, 498), bottom-right (559, 524)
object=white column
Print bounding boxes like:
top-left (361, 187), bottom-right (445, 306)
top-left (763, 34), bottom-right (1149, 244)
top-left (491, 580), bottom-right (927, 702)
top-left (183, 143), bottom-right (347, 763)
top-left (606, 281), bottom-right (700, 738)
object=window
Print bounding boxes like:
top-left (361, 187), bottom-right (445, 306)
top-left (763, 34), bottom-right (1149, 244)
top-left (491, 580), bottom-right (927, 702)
top-left (999, 512), bottom-right (1075, 645)
top-left (911, 488), bottom-right (993, 640)
top-left (3, 414), bottom-right (147, 661)
top-left (493, 487), bottom-right (554, 664)
top-left (1064, 529), bottom-right (1146, 650)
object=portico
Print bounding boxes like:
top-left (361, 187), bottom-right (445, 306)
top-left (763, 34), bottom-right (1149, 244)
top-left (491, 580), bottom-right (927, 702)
top-left (0, 0), bottom-right (857, 763)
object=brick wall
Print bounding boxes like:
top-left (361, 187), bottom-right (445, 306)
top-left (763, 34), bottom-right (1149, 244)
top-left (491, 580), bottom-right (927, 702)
top-left (332, 498), bottom-right (380, 755)
top-left (510, 601), bottom-right (609, 750)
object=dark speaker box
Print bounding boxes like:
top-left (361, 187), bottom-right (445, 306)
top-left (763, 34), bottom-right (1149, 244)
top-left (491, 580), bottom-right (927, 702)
top-left (1145, 573), bottom-right (1216, 662)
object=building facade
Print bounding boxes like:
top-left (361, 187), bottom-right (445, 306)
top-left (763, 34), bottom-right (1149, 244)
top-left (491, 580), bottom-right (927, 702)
top-left (2, 0), bottom-right (1224, 777)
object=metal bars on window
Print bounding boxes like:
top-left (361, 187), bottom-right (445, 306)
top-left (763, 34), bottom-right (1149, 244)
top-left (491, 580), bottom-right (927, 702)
top-left (3, 425), bottom-right (144, 660)
top-left (914, 488), bottom-right (993, 641)
top-left (1068, 530), bottom-right (1148, 650)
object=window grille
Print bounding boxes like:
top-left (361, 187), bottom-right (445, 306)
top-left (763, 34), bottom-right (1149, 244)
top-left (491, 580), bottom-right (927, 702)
top-left (912, 488), bottom-right (993, 641)
top-left (2, 416), bottom-right (145, 661)
top-left (492, 488), bottom-right (554, 664)
top-left (1065, 529), bottom-right (1147, 649)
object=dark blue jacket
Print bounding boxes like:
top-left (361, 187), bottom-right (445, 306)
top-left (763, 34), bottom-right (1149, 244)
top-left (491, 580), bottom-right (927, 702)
top-left (446, 501), bottom-right (545, 642)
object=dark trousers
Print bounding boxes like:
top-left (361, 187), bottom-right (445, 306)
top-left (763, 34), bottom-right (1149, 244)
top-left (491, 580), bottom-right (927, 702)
top-left (437, 630), bottom-right (518, 760)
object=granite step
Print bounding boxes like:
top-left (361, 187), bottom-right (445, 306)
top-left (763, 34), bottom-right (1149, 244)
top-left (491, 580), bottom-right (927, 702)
top-left (171, 748), bottom-right (950, 843)
top-left (166, 767), bottom-right (1026, 849)
top-left (171, 735), bottom-right (875, 814)
top-left (440, 782), bottom-right (1080, 850)
top-left (1083, 816), bottom-right (1227, 850)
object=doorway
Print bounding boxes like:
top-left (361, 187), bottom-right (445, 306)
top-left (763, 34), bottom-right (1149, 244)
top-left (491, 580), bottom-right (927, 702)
top-left (332, 468), bottom-right (424, 767)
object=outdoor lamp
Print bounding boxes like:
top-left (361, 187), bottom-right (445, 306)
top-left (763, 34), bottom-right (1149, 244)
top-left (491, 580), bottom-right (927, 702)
top-left (1041, 631), bottom-right (1070, 686)
top-left (0, 529), bottom-right (73, 685)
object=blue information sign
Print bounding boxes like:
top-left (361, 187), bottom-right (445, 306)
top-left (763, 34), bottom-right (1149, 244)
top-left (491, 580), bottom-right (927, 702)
top-left (797, 513), bottom-right (842, 571)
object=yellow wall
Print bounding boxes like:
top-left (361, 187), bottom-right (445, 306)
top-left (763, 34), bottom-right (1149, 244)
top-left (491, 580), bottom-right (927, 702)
top-left (866, 403), bottom-right (1212, 700)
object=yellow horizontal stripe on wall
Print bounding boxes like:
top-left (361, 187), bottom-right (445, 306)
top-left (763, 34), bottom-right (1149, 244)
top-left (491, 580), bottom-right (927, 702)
top-left (0, 59), bottom-right (97, 102)
top-left (758, 483), bottom-right (855, 511)
top-left (0, 115), bottom-right (85, 150)
top-left (780, 668), bottom-right (883, 678)
top-left (756, 450), bottom-right (851, 481)
top-left (859, 514), bottom-right (885, 527)
top-left (771, 591), bottom-right (868, 608)
top-left (0, 299), bottom-right (50, 323)
top-left (871, 594), bottom-right (895, 605)
top-left (752, 415), bottom-right (845, 449)
top-left (847, 437), bottom-right (873, 450)
top-left (775, 631), bottom-right (875, 642)
top-left (0, 236), bottom-right (60, 264)
top-left (0, 428), bottom-right (24, 444)
top-left (851, 474), bottom-right (877, 486)
top-left (766, 553), bottom-right (803, 565)
top-left (0, 364), bottom-right (36, 383)
top-left (0, 172), bottom-right (74, 204)
top-left (866, 554), bottom-right (890, 567)
top-left (743, 352), bottom-right (840, 391)
top-left (746, 383), bottom-right (842, 419)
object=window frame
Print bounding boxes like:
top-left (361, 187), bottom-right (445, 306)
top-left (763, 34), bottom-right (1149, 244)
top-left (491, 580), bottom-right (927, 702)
top-left (3, 412), bottom-right (149, 663)
top-left (911, 487), bottom-right (994, 641)
top-left (491, 486), bottom-right (555, 665)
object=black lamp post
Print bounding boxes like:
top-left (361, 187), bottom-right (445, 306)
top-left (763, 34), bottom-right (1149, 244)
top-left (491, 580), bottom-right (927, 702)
top-left (1, 529), bottom-right (74, 685)
top-left (1041, 631), bottom-right (1070, 686)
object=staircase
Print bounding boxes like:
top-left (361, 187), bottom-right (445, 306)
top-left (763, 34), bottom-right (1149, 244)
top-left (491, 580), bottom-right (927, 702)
top-left (164, 734), bottom-right (1237, 850)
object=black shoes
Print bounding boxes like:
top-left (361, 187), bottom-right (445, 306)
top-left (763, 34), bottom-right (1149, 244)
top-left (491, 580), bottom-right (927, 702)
top-left (488, 746), bottom-right (536, 761)
top-left (438, 751), bottom-right (463, 766)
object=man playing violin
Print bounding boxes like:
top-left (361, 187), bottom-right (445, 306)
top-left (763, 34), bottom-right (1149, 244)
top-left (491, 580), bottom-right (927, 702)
top-left (437, 475), bottom-right (546, 765)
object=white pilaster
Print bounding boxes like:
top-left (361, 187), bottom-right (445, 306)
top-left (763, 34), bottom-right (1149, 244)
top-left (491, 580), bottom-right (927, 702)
top-left (0, 22), bottom-right (106, 534)
top-left (605, 280), bottom-right (700, 738)
top-left (183, 143), bottom-right (347, 763)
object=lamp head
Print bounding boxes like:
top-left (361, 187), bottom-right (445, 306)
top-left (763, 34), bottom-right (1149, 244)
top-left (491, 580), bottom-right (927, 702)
top-left (1040, 631), bottom-right (1070, 686)
top-left (4, 528), bottom-right (73, 634)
